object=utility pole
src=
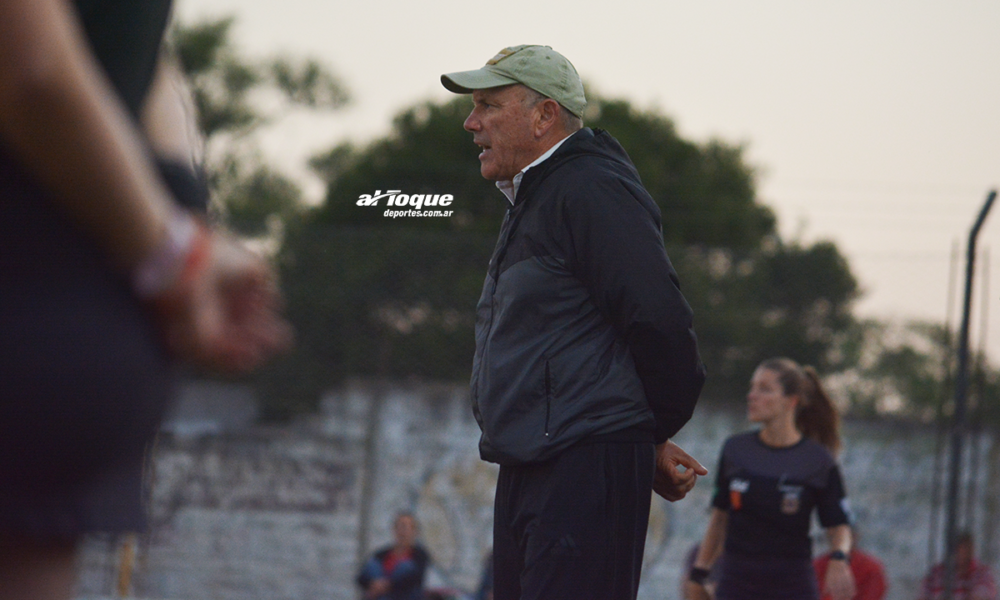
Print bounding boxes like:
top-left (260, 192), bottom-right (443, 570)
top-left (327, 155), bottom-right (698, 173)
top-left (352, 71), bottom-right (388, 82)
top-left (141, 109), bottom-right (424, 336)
top-left (942, 189), bottom-right (996, 599)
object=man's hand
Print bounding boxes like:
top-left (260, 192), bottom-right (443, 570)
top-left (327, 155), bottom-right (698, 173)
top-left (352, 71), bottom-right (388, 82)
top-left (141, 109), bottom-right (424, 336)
top-left (153, 231), bottom-right (292, 373)
top-left (653, 440), bottom-right (708, 501)
top-left (682, 580), bottom-right (712, 600)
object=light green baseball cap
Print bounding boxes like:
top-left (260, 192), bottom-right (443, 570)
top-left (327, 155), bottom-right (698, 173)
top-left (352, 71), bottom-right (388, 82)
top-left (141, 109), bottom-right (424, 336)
top-left (441, 45), bottom-right (586, 118)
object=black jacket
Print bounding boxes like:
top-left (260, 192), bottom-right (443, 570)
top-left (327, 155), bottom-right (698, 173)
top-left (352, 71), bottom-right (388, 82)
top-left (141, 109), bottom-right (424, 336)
top-left (470, 128), bottom-right (706, 465)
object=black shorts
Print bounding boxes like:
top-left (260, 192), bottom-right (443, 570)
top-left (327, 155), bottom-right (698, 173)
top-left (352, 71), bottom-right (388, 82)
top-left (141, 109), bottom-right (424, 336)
top-left (0, 160), bottom-right (174, 540)
top-left (715, 552), bottom-right (819, 600)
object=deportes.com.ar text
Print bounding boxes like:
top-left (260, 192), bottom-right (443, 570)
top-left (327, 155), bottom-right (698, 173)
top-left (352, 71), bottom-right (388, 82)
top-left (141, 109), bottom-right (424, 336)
top-left (383, 209), bottom-right (454, 218)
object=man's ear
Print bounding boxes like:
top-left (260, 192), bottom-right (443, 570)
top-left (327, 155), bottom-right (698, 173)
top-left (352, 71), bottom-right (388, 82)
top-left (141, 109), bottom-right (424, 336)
top-left (533, 98), bottom-right (561, 138)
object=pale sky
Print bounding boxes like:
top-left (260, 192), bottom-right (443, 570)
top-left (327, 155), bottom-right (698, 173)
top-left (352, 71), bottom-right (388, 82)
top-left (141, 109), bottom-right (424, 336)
top-left (176, 0), bottom-right (1000, 358)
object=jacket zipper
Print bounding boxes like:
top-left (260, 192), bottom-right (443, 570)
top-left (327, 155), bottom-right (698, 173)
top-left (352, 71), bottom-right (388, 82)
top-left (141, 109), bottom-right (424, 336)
top-left (544, 360), bottom-right (551, 438)
top-left (473, 210), bottom-right (511, 394)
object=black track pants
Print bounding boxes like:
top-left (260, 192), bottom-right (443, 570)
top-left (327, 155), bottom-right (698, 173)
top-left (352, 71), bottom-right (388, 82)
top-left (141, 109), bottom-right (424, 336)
top-left (492, 440), bottom-right (656, 600)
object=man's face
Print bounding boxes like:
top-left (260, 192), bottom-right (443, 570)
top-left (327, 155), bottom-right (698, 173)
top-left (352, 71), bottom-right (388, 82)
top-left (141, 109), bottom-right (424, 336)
top-left (464, 85), bottom-right (542, 182)
top-left (956, 540), bottom-right (973, 573)
top-left (394, 515), bottom-right (417, 548)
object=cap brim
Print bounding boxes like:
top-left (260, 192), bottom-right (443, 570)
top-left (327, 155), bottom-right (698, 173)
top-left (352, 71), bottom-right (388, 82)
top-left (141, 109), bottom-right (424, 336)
top-left (441, 68), bottom-right (520, 93)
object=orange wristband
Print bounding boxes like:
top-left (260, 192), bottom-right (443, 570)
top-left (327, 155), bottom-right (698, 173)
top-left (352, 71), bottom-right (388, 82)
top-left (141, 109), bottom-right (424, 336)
top-left (133, 210), bottom-right (211, 299)
top-left (149, 221), bottom-right (212, 316)
top-left (173, 221), bottom-right (211, 290)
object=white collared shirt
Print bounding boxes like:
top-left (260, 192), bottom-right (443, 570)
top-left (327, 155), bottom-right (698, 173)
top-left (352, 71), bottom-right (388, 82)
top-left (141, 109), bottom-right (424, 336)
top-left (496, 133), bottom-right (574, 205)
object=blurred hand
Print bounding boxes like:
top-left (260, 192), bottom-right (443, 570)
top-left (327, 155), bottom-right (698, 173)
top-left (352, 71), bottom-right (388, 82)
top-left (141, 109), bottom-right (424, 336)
top-left (153, 230), bottom-right (292, 373)
top-left (823, 559), bottom-right (856, 600)
top-left (653, 440), bottom-right (708, 501)
top-left (683, 580), bottom-right (712, 600)
top-left (366, 578), bottom-right (391, 599)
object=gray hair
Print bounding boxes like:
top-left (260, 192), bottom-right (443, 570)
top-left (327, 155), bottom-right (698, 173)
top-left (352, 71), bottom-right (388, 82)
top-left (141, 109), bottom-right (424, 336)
top-left (521, 85), bottom-right (584, 132)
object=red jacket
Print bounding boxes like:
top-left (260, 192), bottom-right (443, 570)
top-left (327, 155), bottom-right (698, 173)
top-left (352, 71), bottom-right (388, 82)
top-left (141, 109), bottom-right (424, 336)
top-left (917, 558), bottom-right (998, 600)
top-left (814, 549), bottom-right (888, 600)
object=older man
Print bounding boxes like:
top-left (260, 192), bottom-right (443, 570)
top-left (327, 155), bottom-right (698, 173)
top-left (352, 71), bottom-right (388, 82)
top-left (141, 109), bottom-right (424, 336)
top-left (442, 45), bottom-right (707, 599)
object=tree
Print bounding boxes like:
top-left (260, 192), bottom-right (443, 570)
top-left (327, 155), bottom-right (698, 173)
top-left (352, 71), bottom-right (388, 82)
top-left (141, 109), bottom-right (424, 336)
top-left (678, 239), bottom-right (859, 400)
top-left (586, 98), bottom-right (774, 250)
top-left (309, 95), bottom-right (776, 246)
top-left (247, 93), bottom-right (859, 418)
top-left (825, 318), bottom-right (1000, 424)
top-left (169, 17), bottom-right (349, 236)
top-left (309, 98), bottom-right (504, 232)
top-left (255, 225), bottom-right (494, 419)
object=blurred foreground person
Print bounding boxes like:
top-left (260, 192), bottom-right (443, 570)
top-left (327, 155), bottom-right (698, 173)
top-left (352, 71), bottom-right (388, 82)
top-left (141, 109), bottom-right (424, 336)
top-left (918, 531), bottom-right (998, 600)
top-left (685, 358), bottom-right (855, 600)
top-left (0, 1), bottom-right (291, 599)
top-left (356, 512), bottom-right (431, 600)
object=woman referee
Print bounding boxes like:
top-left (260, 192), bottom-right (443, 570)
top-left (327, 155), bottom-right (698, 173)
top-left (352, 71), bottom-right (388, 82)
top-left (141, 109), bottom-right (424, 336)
top-left (684, 357), bottom-right (856, 600)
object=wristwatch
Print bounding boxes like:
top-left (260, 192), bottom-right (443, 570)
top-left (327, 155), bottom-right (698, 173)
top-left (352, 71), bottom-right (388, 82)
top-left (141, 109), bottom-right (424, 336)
top-left (829, 550), bottom-right (850, 563)
top-left (689, 567), bottom-right (711, 585)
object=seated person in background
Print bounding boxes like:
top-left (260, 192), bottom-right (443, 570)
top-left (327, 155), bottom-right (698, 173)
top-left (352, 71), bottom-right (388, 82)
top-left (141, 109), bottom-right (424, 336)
top-left (357, 512), bottom-right (431, 600)
top-left (918, 531), bottom-right (998, 600)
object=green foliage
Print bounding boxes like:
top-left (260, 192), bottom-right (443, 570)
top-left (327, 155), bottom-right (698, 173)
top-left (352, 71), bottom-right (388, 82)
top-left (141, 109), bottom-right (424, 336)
top-left (248, 93), bottom-right (862, 417)
top-left (166, 26), bottom-right (979, 423)
top-left (270, 58), bottom-right (350, 109)
top-left (310, 94), bottom-right (776, 248)
top-left (171, 17), bottom-right (260, 139)
top-left (585, 99), bottom-right (774, 249)
top-left (251, 224), bottom-right (495, 420)
top-left (755, 241), bottom-right (858, 356)
top-left (826, 319), bottom-right (1000, 429)
top-left (310, 98), bottom-right (505, 232)
top-left (668, 240), bottom-right (859, 400)
top-left (217, 158), bottom-right (303, 236)
top-left (169, 17), bottom-right (349, 235)
top-left (829, 320), bottom-right (952, 419)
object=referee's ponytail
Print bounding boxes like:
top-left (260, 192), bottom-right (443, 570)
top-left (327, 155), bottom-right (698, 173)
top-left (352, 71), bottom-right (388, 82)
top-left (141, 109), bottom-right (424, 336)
top-left (797, 366), bottom-right (841, 455)
top-left (758, 358), bottom-right (842, 455)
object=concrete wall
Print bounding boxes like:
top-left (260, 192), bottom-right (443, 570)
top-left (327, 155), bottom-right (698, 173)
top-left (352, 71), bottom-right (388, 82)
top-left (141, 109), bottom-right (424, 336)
top-left (76, 381), bottom-right (1000, 600)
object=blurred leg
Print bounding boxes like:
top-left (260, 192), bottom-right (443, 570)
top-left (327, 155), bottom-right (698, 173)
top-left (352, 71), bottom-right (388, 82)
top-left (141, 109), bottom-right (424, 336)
top-left (0, 534), bottom-right (77, 600)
